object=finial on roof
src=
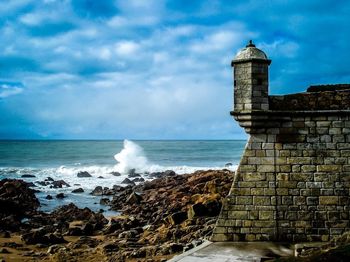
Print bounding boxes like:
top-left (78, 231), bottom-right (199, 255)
top-left (246, 40), bottom-right (256, 47)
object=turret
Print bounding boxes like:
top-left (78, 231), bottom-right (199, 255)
top-left (232, 40), bottom-right (271, 112)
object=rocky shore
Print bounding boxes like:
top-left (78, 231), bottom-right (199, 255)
top-left (0, 169), bottom-right (233, 261)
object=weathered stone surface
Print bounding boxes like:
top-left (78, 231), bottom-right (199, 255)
top-left (212, 42), bottom-right (350, 242)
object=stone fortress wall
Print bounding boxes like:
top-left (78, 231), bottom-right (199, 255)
top-left (211, 41), bottom-right (350, 242)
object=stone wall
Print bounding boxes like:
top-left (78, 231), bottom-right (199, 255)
top-left (212, 88), bottom-right (350, 242)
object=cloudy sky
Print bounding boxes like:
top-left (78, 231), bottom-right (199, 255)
top-left (1, 0), bottom-right (350, 140)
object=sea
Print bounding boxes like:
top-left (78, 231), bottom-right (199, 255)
top-left (0, 140), bottom-right (245, 215)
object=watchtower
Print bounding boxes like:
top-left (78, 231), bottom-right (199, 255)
top-left (232, 40), bottom-right (271, 112)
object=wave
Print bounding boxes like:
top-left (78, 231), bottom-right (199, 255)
top-left (0, 140), bottom-right (237, 190)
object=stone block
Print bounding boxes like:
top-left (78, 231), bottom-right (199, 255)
top-left (257, 165), bottom-right (275, 172)
top-left (259, 211), bottom-right (274, 220)
top-left (253, 196), bottom-right (271, 205)
top-left (319, 196), bottom-right (338, 205)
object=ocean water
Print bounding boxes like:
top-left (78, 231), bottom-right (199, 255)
top-left (0, 140), bottom-right (245, 214)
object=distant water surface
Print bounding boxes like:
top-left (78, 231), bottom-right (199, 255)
top-left (0, 140), bottom-right (245, 213)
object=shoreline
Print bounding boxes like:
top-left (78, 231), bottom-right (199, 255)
top-left (0, 169), bottom-right (234, 261)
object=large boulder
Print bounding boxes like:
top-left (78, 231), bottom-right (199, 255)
top-left (0, 179), bottom-right (40, 230)
top-left (77, 171), bottom-right (92, 178)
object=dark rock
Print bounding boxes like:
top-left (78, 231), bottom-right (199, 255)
top-left (110, 171), bottom-right (121, 176)
top-left (0, 179), bottom-right (40, 230)
top-left (0, 231), bottom-right (10, 238)
top-left (0, 248), bottom-right (10, 254)
top-left (21, 174), bottom-right (36, 178)
top-left (46, 177), bottom-right (54, 182)
top-left (56, 193), bottom-right (65, 199)
top-left (52, 180), bottom-right (71, 188)
top-left (22, 229), bottom-right (67, 245)
top-left (46, 195), bottom-right (53, 200)
top-left (166, 211), bottom-right (187, 225)
top-left (102, 242), bottom-right (119, 253)
top-left (36, 181), bottom-right (49, 186)
top-left (98, 176), bottom-right (104, 179)
top-left (187, 203), bottom-right (207, 219)
top-left (125, 192), bottom-right (142, 204)
top-left (204, 199), bottom-right (221, 216)
top-left (77, 171), bottom-right (92, 178)
top-left (72, 188), bottom-right (84, 193)
top-left (225, 162), bottom-right (233, 167)
top-left (100, 198), bottom-right (110, 205)
top-left (132, 177), bottom-right (145, 182)
top-left (90, 186), bottom-right (103, 196)
top-left (164, 170), bottom-right (176, 176)
top-left (121, 178), bottom-right (136, 186)
top-left (82, 222), bottom-right (94, 235)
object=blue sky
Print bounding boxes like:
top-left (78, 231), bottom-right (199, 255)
top-left (0, 0), bottom-right (350, 139)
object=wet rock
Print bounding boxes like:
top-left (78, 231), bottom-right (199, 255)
top-left (121, 178), bottom-right (136, 186)
top-left (21, 174), bottom-right (36, 178)
top-left (164, 170), bottom-right (176, 176)
top-left (72, 188), bottom-right (84, 193)
top-left (52, 180), bottom-right (71, 188)
top-left (98, 176), bottom-right (104, 179)
top-left (46, 194), bottom-right (53, 200)
top-left (77, 171), bottom-right (92, 178)
top-left (225, 162), bottom-right (233, 167)
top-left (132, 177), bottom-right (145, 182)
top-left (99, 198), bottom-right (110, 205)
top-left (46, 177), bottom-right (54, 182)
top-left (110, 171), bottom-right (121, 176)
top-left (56, 193), bottom-right (65, 199)
top-left (90, 186), bottom-right (103, 196)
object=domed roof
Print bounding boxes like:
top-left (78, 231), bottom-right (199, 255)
top-left (233, 40), bottom-right (269, 61)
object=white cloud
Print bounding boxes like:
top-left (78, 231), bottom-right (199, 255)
top-left (114, 41), bottom-right (140, 56)
top-left (0, 84), bottom-right (23, 98)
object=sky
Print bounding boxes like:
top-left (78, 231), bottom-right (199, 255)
top-left (0, 0), bottom-right (350, 140)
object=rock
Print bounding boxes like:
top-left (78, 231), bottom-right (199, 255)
top-left (98, 176), bottom-right (104, 179)
top-left (52, 180), bottom-right (71, 188)
top-left (102, 242), bottom-right (119, 253)
top-left (164, 170), bottom-right (176, 176)
top-left (0, 179), bottom-right (40, 230)
top-left (90, 186), bottom-right (103, 196)
top-left (225, 162), bottom-right (233, 167)
top-left (72, 188), bottom-right (84, 193)
top-left (121, 178), bottom-right (136, 186)
top-left (187, 203), bottom-right (207, 219)
top-left (166, 211), bottom-right (188, 225)
top-left (125, 192), bottom-right (142, 204)
top-left (0, 231), bottom-right (10, 238)
top-left (22, 229), bottom-right (67, 245)
top-left (47, 244), bottom-right (64, 254)
top-left (99, 198), bottom-right (110, 205)
top-left (46, 177), bottom-right (54, 182)
top-left (0, 248), bottom-right (10, 254)
top-left (204, 199), bottom-right (221, 216)
top-left (56, 193), bottom-right (65, 199)
top-left (21, 174), bottom-right (36, 178)
top-left (46, 194), bottom-right (53, 200)
top-left (110, 171), bottom-right (121, 176)
top-left (132, 177), bottom-right (145, 182)
top-left (77, 171), bottom-right (92, 178)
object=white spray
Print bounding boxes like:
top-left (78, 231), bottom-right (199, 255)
top-left (114, 140), bottom-right (149, 173)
